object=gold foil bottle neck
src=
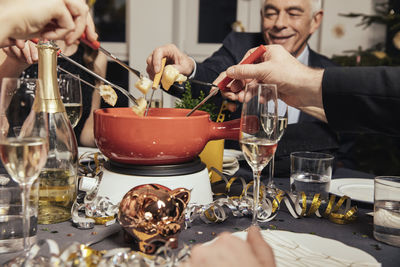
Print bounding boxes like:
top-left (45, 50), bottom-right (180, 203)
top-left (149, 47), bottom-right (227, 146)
top-left (33, 42), bottom-right (65, 113)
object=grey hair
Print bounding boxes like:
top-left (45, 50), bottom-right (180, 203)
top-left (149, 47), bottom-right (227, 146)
top-left (310, 0), bottom-right (322, 15)
top-left (260, 0), bottom-right (323, 15)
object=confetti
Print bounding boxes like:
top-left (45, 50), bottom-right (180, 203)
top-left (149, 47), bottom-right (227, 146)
top-left (211, 232), bottom-right (216, 236)
top-left (189, 239), bottom-right (196, 244)
top-left (197, 231), bottom-right (203, 235)
top-left (371, 244), bottom-right (382, 251)
top-left (67, 233), bottom-right (74, 237)
top-left (91, 231), bottom-right (98, 235)
top-left (41, 228), bottom-right (49, 232)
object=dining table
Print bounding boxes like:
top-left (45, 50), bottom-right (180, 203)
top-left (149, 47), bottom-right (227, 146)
top-left (0, 165), bottom-right (399, 266)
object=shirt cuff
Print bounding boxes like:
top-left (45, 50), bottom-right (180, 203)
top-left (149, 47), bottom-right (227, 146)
top-left (188, 57), bottom-right (197, 79)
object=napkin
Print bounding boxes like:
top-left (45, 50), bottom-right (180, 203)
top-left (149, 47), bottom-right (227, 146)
top-left (222, 149), bottom-right (243, 176)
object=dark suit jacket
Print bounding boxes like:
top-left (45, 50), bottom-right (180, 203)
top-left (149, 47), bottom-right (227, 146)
top-left (323, 66), bottom-right (400, 136)
top-left (171, 31), bottom-right (343, 176)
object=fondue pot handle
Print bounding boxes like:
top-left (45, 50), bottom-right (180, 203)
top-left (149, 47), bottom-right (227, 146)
top-left (208, 119), bottom-right (240, 141)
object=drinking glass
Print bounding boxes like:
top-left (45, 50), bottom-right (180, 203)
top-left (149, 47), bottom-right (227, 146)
top-left (290, 151), bottom-right (334, 202)
top-left (59, 74), bottom-right (82, 128)
top-left (266, 100), bottom-right (288, 193)
top-left (374, 176), bottom-right (400, 247)
top-left (240, 83), bottom-right (278, 226)
top-left (0, 78), bottom-right (48, 257)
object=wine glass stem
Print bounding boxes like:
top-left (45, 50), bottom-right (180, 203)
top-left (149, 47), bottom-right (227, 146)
top-left (20, 183), bottom-right (32, 256)
top-left (252, 169), bottom-right (262, 226)
top-left (268, 154), bottom-right (275, 188)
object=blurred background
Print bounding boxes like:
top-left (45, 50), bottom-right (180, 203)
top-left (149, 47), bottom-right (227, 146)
top-left (92, 0), bottom-right (400, 175)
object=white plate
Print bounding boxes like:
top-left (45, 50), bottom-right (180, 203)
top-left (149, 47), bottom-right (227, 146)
top-left (205, 230), bottom-right (379, 267)
top-left (330, 178), bottom-right (374, 204)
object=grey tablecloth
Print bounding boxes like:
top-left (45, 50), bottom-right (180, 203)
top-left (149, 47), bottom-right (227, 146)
top-left (1, 168), bottom-right (399, 266)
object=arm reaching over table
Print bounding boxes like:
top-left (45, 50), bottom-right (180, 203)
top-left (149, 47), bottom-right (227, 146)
top-left (0, 0), bottom-right (95, 48)
top-left (224, 45), bottom-right (400, 136)
top-left (180, 226), bottom-right (276, 267)
top-left (223, 45), bottom-right (326, 122)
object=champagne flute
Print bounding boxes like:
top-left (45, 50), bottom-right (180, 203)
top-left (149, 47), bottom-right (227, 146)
top-left (59, 74), bottom-right (82, 128)
top-left (266, 100), bottom-right (288, 193)
top-left (0, 78), bottom-right (48, 257)
top-left (240, 83), bottom-right (278, 226)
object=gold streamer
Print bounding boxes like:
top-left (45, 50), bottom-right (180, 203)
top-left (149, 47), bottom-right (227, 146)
top-left (87, 215), bottom-right (116, 225)
top-left (210, 170), bottom-right (357, 224)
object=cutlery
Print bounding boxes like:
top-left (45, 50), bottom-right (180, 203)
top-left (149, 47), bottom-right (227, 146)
top-left (80, 34), bottom-right (143, 79)
top-left (185, 45), bottom-right (267, 116)
top-left (30, 39), bottom-right (138, 105)
top-left (145, 57), bottom-right (166, 116)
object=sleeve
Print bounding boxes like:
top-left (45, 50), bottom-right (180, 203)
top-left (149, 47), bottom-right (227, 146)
top-left (322, 66), bottom-right (400, 136)
top-left (190, 32), bottom-right (241, 99)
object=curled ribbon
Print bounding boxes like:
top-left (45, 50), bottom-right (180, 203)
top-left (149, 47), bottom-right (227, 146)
top-left (72, 152), bottom-right (118, 229)
top-left (5, 238), bottom-right (191, 267)
top-left (189, 168), bottom-right (358, 225)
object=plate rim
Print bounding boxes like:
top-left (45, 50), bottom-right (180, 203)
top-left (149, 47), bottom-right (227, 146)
top-left (330, 178), bottom-right (374, 204)
top-left (205, 230), bottom-right (378, 265)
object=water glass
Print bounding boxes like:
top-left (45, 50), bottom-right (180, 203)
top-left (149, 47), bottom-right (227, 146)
top-left (290, 152), bottom-right (334, 202)
top-left (0, 176), bottom-right (39, 253)
top-left (374, 176), bottom-right (400, 247)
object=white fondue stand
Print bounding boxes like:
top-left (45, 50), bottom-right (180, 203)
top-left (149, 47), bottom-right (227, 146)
top-left (94, 158), bottom-right (213, 205)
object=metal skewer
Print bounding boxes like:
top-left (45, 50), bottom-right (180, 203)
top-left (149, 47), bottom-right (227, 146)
top-left (144, 90), bottom-right (155, 116)
top-left (80, 34), bottom-right (142, 79)
top-left (185, 87), bottom-right (219, 117)
top-left (188, 79), bottom-right (219, 88)
top-left (185, 45), bottom-right (267, 117)
top-left (57, 66), bottom-right (97, 90)
top-left (59, 54), bottom-right (138, 105)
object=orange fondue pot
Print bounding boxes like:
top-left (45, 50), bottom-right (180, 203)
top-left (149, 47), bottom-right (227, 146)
top-left (94, 108), bottom-right (240, 165)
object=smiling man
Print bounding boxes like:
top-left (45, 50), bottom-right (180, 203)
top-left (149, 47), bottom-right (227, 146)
top-left (147, 0), bottom-right (346, 176)
top-left (262, 0), bottom-right (323, 57)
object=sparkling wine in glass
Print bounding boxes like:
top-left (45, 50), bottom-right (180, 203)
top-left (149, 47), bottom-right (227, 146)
top-left (59, 74), bottom-right (82, 128)
top-left (266, 100), bottom-right (288, 193)
top-left (0, 78), bottom-right (48, 257)
top-left (239, 83), bottom-right (278, 226)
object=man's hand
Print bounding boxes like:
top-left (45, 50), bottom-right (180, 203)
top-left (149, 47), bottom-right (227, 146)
top-left (146, 44), bottom-right (195, 79)
top-left (226, 45), bottom-right (325, 118)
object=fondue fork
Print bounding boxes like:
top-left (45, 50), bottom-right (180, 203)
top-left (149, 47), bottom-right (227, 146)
top-left (60, 54), bottom-right (138, 105)
top-left (145, 57), bottom-right (167, 116)
top-left (185, 45), bottom-right (267, 117)
top-left (80, 34), bottom-right (143, 79)
top-left (30, 39), bottom-right (138, 106)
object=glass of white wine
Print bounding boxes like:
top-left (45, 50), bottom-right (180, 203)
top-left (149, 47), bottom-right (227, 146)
top-left (266, 100), bottom-right (288, 194)
top-left (0, 78), bottom-right (48, 257)
top-left (59, 74), bottom-right (82, 128)
top-left (240, 83), bottom-right (278, 226)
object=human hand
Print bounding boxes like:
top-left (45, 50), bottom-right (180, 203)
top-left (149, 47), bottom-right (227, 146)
top-left (180, 226), bottom-right (275, 267)
top-left (146, 44), bottom-right (195, 79)
top-left (1, 0), bottom-right (92, 47)
top-left (2, 41), bottom-right (38, 66)
top-left (226, 45), bottom-right (325, 111)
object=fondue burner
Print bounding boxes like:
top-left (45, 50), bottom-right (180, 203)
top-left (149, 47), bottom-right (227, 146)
top-left (96, 157), bottom-right (213, 205)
